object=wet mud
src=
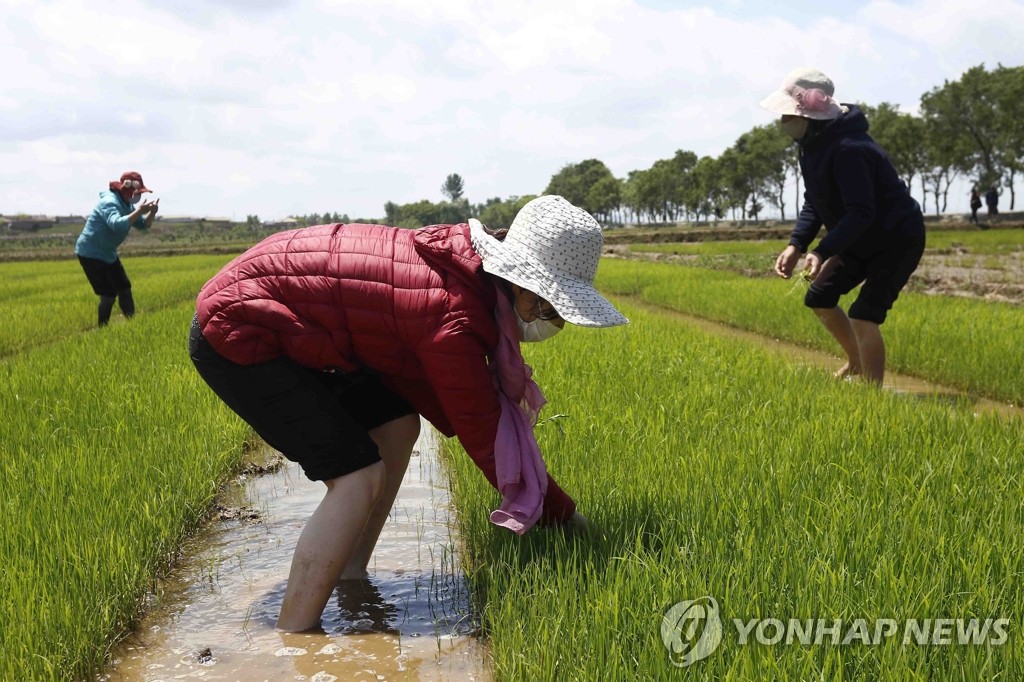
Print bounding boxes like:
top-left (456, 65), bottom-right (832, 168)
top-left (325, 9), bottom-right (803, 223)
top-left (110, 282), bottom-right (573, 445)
top-left (98, 425), bottom-right (489, 682)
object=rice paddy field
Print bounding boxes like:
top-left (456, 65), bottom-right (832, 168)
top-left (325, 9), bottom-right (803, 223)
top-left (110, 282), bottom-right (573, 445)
top-left (2, 230), bottom-right (1022, 680)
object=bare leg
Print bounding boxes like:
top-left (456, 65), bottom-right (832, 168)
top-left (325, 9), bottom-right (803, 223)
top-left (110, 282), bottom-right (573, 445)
top-left (276, 461), bottom-right (387, 632)
top-left (339, 414), bottom-right (420, 580)
top-left (811, 306), bottom-right (863, 378)
top-left (850, 318), bottom-right (885, 385)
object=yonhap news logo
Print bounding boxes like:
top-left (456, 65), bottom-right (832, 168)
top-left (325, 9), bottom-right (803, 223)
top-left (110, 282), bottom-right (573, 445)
top-left (660, 596), bottom-right (724, 667)
top-left (661, 596), bottom-right (1010, 667)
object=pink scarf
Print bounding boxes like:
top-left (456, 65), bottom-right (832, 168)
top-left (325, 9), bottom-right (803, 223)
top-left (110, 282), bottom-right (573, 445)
top-left (487, 289), bottom-right (548, 535)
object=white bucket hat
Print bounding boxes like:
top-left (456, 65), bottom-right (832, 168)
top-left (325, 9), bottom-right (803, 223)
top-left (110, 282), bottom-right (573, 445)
top-left (469, 195), bottom-right (628, 328)
top-left (759, 67), bottom-right (843, 120)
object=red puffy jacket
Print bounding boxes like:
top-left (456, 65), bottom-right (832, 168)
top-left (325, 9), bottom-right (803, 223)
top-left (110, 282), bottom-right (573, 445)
top-left (196, 222), bottom-right (576, 523)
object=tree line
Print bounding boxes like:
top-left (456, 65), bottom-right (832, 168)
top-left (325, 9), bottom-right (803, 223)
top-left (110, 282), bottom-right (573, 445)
top-left (288, 63), bottom-right (1022, 230)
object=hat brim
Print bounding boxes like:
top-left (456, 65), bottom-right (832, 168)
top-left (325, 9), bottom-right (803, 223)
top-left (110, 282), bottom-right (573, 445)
top-left (759, 89), bottom-right (841, 121)
top-left (470, 220), bottom-right (628, 328)
top-left (117, 183), bottom-right (152, 193)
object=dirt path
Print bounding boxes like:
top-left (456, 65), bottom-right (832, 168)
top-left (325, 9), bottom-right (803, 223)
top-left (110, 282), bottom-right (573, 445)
top-left (621, 295), bottom-right (1021, 419)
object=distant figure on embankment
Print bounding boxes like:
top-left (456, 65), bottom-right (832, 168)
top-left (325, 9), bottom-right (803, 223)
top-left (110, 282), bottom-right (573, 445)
top-left (762, 67), bottom-right (925, 386)
top-left (75, 171), bottom-right (159, 327)
top-left (970, 187), bottom-right (982, 225)
top-left (985, 184), bottom-right (1000, 224)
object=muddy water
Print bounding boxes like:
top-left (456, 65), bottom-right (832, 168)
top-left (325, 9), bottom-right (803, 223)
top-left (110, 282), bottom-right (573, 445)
top-left (98, 424), bottom-right (489, 682)
top-left (627, 298), bottom-right (1021, 419)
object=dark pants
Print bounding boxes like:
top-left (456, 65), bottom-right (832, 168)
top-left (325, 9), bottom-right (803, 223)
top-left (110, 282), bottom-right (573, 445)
top-left (804, 229), bottom-right (925, 325)
top-left (78, 256), bottom-right (134, 326)
top-left (188, 316), bottom-right (414, 481)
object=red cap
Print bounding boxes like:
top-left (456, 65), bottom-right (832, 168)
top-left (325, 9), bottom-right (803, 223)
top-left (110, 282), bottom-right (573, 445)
top-left (111, 170), bottom-right (152, 194)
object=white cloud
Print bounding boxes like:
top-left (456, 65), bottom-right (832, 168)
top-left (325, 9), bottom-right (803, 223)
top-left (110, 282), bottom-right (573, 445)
top-left (1, 0), bottom-right (1021, 219)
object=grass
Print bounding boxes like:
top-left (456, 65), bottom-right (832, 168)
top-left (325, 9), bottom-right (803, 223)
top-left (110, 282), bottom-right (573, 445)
top-left (3, 245), bottom-right (1022, 679)
top-left (626, 227), bottom-right (1024, 277)
top-left (0, 256), bottom-right (229, 357)
top-left (443, 301), bottom-right (1023, 680)
top-left (0, 257), bottom-right (251, 680)
top-left (596, 259), bottom-right (1024, 404)
top-left (924, 228), bottom-right (1024, 255)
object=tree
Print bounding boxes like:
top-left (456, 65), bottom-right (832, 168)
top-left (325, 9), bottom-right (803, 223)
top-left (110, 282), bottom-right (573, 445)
top-left (586, 175), bottom-right (623, 223)
top-left (716, 146), bottom-right (748, 220)
top-left (921, 65), bottom-right (1005, 191)
top-left (861, 102), bottom-right (929, 205)
top-left (477, 195), bottom-right (538, 231)
top-left (544, 159), bottom-right (619, 219)
top-left (739, 125), bottom-right (792, 220)
top-left (441, 174), bottom-right (465, 201)
top-left (993, 64), bottom-right (1024, 209)
top-left (685, 156), bottom-right (725, 222)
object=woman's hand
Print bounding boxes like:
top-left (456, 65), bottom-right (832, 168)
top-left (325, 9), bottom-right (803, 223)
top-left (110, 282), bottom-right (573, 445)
top-left (562, 510), bottom-right (605, 539)
top-left (774, 245), bottom-right (802, 279)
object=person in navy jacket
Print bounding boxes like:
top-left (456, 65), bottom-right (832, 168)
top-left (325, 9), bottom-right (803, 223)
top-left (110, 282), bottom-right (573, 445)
top-left (761, 68), bottom-right (925, 384)
top-left (75, 171), bottom-right (159, 326)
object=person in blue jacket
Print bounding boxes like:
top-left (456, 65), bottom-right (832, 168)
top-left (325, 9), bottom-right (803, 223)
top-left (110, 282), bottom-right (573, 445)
top-left (761, 68), bottom-right (925, 385)
top-left (75, 171), bottom-right (159, 326)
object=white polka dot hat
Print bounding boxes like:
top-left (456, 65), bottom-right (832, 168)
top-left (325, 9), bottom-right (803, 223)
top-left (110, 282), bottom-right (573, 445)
top-left (469, 195), bottom-right (629, 328)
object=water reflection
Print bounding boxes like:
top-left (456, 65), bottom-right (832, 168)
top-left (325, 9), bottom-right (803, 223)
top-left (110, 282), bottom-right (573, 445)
top-left (98, 422), bottom-right (489, 681)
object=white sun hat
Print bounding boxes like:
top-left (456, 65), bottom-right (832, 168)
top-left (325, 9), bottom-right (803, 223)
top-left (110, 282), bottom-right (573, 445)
top-left (469, 195), bottom-right (628, 328)
top-left (759, 67), bottom-right (844, 120)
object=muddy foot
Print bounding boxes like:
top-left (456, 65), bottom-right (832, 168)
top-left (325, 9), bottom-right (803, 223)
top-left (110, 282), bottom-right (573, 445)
top-left (834, 362), bottom-right (862, 381)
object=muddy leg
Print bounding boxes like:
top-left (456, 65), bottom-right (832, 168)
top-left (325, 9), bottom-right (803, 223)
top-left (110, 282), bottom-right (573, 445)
top-left (339, 414), bottom-right (420, 580)
top-left (276, 461), bottom-right (386, 632)
top-left (811, 306), bottom-right (863, 379)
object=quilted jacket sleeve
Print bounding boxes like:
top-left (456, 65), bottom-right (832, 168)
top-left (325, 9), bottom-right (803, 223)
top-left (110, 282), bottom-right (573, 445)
top-left (416, 329), bottom-right (577, 524)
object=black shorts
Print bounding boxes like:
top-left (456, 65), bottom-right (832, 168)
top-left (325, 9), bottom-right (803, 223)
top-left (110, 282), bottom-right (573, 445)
top-left (804, 229), bottom-right (925, 324)
top-left (79, 256), bottom-right (131, 297)
top-left (188, 316), bottom-right (415, 481)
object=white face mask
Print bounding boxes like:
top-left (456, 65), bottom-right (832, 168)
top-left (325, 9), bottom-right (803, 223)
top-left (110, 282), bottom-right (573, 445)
top-left (129, 193), bottom-right (142, 205)
top-left (515, 307), bottom-right (563, 343)
top-left (780, 116), bottom-right (810, 140)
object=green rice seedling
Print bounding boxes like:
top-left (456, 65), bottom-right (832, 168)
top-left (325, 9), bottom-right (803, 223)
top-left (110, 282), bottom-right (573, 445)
top-left (1, 256), bottom-right (254, 679)
top-left (630, 239), bottom-right (790, 257)
top-left (596, 259), bottom-right (1024, 404)
top-left (923, 228), bottom-right (1024, 255)
top-left (442, 302), bottom-right (1024, 680)
top-left (786, 268), bottom-right (813, 296)
top-left (0, 255), bottom-right (230, 358)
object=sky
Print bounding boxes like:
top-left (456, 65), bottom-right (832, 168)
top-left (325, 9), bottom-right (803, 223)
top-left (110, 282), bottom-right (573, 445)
top-left (3, 0), bottom-right (1023, 221)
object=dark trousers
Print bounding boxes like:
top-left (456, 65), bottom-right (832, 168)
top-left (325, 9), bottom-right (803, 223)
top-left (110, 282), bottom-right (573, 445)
top-left (78, 256), bottom-right (134, 326)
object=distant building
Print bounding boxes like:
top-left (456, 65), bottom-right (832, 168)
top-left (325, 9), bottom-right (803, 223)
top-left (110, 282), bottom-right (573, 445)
top-left (265, 217), bottom-right (300, 230)
top-left (156, 215), bottom-right (205, 224)
top-left (156, 215), bottom-right (233, 229)
top-left (0, 215), bottom-right (55, 231)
